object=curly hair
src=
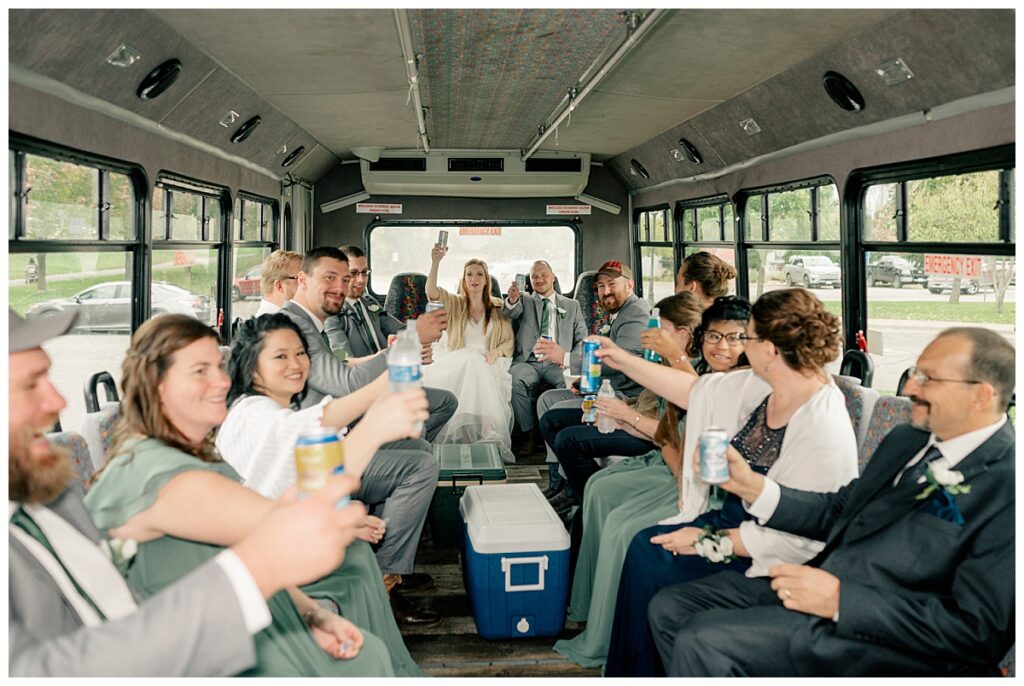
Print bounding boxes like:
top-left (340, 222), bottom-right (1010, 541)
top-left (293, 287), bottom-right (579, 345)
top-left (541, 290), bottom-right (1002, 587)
top-left (681, 252), bottom-right (737, 300)
top-left (691, 295), bottom-right (753, 371)
top-left (752, 288), bottom-right (841, 371)
top-left (97, 315), bottom-right (222, 482)
top-left (227, 313), bottom-right (309, 408)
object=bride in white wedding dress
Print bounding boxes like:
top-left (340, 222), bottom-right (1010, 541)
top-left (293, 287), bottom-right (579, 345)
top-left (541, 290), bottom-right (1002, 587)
top-left (422, 244), bottom-right (515, 462)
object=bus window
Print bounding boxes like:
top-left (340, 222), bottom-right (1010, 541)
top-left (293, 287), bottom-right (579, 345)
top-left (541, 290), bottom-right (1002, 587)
top-left (231, 194), bottom-right (278, 323)
top-left (678, 196), bottom-right (737, 297)
top-left (368, 223), bottom-right (577, 297)
top-left (634, 208), bottom-right (673, 304)
top-left (24, 154), bottom-right (101, 241)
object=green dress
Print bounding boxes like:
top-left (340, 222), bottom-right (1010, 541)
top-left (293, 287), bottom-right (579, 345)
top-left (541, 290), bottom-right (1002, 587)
top-left (84, 437), bottom-right (395, 678)
top-left (553, 449), bottom-right (679, 668)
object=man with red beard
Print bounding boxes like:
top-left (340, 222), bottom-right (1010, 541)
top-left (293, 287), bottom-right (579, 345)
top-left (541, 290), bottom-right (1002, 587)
top-left (9, 309), bottom-right (367, 676)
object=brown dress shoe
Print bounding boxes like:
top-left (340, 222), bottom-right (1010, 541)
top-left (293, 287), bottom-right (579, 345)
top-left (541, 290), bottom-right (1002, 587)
top-left (389, 590), bottom-right (441, 625)
top-left (400, 572), bottom-right (435, 592)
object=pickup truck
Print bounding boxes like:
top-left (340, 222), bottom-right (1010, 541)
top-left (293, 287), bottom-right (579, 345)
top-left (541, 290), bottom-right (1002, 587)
top-left (866, 256), bottom-right (927, 288)
top-left (783, 255), bottom-right (841, 289)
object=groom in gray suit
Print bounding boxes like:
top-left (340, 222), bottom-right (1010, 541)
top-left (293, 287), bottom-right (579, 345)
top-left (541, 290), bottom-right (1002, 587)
top-left (649, 328), bottom-right (1015, 677)
top-left (503, 260), bottom-right (587, 458)
top-left (9, 309), bottom-right (366, 676)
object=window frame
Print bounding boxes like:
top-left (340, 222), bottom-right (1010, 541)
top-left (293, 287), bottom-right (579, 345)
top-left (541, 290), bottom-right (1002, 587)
top-left (363, 219), bottom-right (583, 299)
top-left (632, 204), bottom-right (674, 301)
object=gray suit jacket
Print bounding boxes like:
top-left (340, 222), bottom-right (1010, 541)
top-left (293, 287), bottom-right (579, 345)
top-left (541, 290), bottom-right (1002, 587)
top-left (767, 421), bottom-right (1015, 671)
top-left (325, 294), bottom-right (404, 358)
top-left (9, 488), bottom-right (255, 676)
top-left (280, 301), bottom-right (389, 407)
top-left (596, 293), bottom-right (650, 398)
top-left (504, 292), bottom-right (587, 365)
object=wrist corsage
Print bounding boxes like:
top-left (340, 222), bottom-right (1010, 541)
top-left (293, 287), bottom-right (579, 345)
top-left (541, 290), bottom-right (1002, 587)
top-left (694, 526), bottom-right (736, 564)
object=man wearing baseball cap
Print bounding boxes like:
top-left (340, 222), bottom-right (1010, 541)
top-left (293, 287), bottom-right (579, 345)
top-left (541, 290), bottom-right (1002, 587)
top-left (534, 260), bottom-right (651, 513)
top-left (9, 309), bottom-right (366, 676)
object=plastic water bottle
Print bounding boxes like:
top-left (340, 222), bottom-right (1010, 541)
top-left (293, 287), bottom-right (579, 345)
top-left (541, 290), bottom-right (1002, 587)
top-left (643, 306), bottom-right (662, 362)
top-left (388, 318), bottom-right (424, 434)
top-left (597, 379), bottom-right (616, 434)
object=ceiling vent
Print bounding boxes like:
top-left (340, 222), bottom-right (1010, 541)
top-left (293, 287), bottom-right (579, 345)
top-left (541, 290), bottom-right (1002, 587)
top-left (362, 150), bottom-right (590, 198)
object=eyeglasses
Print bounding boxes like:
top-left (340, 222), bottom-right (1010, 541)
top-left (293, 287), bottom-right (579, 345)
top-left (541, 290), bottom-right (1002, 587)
top-left (703, 330), bottom-right (750, 345)
top-left (283, 276), bottom-right (299, 281)
top-left (907, 365), bottom-right (982, 387)
top-left (349, 269), bottom-right (371, 277)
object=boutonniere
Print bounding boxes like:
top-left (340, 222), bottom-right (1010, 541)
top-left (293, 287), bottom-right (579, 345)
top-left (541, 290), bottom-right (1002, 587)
top-left (366, 303), bottom-right (381, 313)
top-left (915, 463), bottom-right (971, 501)
top-left (599, 323), bottom-right (611, 335)
top-left (556, 306), bottom-right (567, 319)
top-left (101, 537), bottom-right (138, 575)
top-left (693, 526), bottom-right (736, 564)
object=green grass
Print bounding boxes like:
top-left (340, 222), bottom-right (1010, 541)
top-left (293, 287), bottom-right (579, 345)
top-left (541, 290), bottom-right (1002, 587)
top-left (821, 300), bottom-right (1014, 325)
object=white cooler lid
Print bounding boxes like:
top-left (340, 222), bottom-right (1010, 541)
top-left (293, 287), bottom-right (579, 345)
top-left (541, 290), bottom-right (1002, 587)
top-left (459, 483), bottom-right (570, 554)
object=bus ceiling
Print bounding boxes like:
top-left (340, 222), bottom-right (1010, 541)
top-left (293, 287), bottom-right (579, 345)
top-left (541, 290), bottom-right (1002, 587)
top-left (8, 9), bottom-right (1014, 191)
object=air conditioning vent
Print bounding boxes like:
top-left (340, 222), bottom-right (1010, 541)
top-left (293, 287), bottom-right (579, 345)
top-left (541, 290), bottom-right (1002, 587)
top-left (448, 157), bottom-right (504, 172)
top-left (368, 157), bottom-right (427, 172)
top-left (525, 158), bottom-right (583, 172)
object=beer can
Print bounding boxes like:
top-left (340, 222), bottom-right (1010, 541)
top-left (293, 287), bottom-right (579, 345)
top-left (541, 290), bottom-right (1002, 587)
top-left (437, 229), bottom-right (449, 246)
top-left (582, 395), bottom-right (598, 424)
top-left (699, 427), bottom-right (730, 484)
top-left (579, 339), bottom-right (601, 393)
top-left (425, 300), bottom-right (444, 313)
top-left (535, 333), bottom-right (553, 361)
top-left (294, 428), bottom-right (349, 506)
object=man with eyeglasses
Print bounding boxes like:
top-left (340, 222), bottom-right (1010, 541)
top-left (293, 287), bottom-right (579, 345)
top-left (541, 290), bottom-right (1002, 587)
top-left (325, 245), bottom-right (413, 360)
top-left (254, 249), bottom-right (302, 316)
top-left (648, 327), bottom-right (1015, 677)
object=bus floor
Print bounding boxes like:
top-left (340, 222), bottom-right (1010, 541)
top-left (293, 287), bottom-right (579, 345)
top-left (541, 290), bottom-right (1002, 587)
top-left (399, 446), bottom-right (599, 678)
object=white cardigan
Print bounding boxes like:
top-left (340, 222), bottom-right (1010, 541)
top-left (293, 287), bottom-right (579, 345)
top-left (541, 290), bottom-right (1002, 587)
top-left (662, 369), bottom-right (858, 577)
top-left (215, 394), bottom-right (335, 499)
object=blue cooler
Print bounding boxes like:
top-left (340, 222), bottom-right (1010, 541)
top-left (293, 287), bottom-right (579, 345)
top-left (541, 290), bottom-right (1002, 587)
top-left (459, 483), bottom-right (570, 639)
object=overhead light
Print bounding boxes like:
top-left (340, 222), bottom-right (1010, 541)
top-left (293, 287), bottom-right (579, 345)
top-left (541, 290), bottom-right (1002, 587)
top-left (677, 138), bottom-right (703, 165)
top-left (106, 43), bottom-right (142, 68)
top-left (136, 58), bottom-right (182, 101)
top-left (576, 193), bottom-right (621, 215)
top-left (277, 144), bottom-right (288, 155)
top-left (823, 70), bottom-right (866, 112)
top-left (874, 57), bottom-right (914, 86)
top-left (219, 110), bottom-right (239, 128)
top-left (739, 118), bottom-right (762, 136)
top-left (282, 146), bottom-right (306, 167)
top-left (230, 115), bottom-right (262, 143)
top-left (351, 146), bottom-right (386, 163)
top-left (630, 158), bottom-right (650, 180)
top-left (320, 191), bottom-right (371, 214)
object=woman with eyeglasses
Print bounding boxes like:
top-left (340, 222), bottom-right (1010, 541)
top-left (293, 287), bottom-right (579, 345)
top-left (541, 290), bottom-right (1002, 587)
top-left (542, 292), bottom-right (704, 515)
top-left (554, 295), bottom-right (753, 668)
top-left (598, 288), bottom-right (860, 676)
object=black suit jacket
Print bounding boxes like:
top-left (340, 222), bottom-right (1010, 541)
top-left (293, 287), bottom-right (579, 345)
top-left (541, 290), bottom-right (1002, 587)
top-left (767, 421), bottom-right (1015, 669)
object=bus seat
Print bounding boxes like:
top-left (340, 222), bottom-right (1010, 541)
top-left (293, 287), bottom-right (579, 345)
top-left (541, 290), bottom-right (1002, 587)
top-left (858, 395), bottom-right (913, 472)
top-left (385, 272), bottom-right (428, 323)
top-left (833, 375), bottom-right (879, 456)
top-left (79, 401), bottom-right (122, 472)
top-left (83, 371), bottom-right (119, 414)
top-left (573, 270), bottom-right (611, 335)
top-left (46, 430), bottom-right (93, 494)
top-left (839, 349), bottom-right (875, 388)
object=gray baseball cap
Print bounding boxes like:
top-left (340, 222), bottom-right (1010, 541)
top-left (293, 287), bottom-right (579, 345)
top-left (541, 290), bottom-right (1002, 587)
top-left (9, 308), bottom-right (78, 353)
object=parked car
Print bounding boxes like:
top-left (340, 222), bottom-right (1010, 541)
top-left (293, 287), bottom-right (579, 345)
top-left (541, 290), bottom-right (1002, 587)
top-left (783, 255), bottom-right (841, 289)
top-left (866, 256), bottom-right (927, 288)
top-left (926, 275), bottom-right (982, 295)
top-left (232, 264), bottom-right (263, 301)
top-left (25, 281), bottom-right (212, 331)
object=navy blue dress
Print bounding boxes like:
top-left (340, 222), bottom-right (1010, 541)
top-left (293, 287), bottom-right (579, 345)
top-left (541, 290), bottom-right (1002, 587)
top-left (604, 396), bottom-right (784, 677)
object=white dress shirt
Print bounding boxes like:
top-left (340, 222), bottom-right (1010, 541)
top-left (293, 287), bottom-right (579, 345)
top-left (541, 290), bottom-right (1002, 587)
top-left (255, 299), bottom-right (282, 316)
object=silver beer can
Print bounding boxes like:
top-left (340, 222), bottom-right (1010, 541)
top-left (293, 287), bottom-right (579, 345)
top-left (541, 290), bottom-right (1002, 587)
top-left (699, 426), bottom-right (730, 484)
top-left (425, 300), bottom-right (444, 313)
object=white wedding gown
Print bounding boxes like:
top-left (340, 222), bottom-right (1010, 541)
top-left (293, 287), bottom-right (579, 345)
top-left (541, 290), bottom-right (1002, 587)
top-left (422, 317), bottom-right (514, 463)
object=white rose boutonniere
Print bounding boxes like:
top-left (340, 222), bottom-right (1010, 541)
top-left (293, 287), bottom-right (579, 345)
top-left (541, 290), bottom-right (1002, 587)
top-left (366, 303), bottom-right (381, 313)
top-left (599, 323), bottom-right (611, 335)
top-left (694, 526), bottom-right (736, 564)
top-left (916, 463), bottom-right (970, 501)
top-left (104, 537), bottom-right (139, 575)
top-left (556, 306), bottom-right (567, 319)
